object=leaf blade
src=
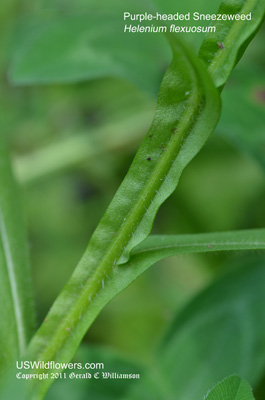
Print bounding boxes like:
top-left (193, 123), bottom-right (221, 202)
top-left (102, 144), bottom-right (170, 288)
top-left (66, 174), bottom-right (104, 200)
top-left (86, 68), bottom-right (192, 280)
top-left (205, 375), bottom-right (255, 400)
top-left (22, 34), bottom-right (221, 399)
top-left (0, 137), bottom-right (35, 377)
top-left (199, 0), bottom-right (265, 88)
top-left (132, 228), bottom-right (265, 258)
top-left (9, 9), bottom-right (170, 94)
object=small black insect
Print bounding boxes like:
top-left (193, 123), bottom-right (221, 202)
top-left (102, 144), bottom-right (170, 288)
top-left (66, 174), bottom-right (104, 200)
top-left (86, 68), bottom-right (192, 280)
top-left (217, 42), bottom-right (225, 49)
top-left (146, 157), bottom-right (151, 161)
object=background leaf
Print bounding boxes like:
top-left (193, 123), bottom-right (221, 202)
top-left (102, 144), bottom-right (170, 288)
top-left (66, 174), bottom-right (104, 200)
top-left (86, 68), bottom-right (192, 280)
top-left (124, 258), bottom-right (265, 400)
top-left (0, 136), bottom-right (35, 384)
top-left (217, 64), bottom-right (265, 170)
top-left (9, 2), bottom-right (170, 95)
top-left (205, 375), bottom-right (255, 400)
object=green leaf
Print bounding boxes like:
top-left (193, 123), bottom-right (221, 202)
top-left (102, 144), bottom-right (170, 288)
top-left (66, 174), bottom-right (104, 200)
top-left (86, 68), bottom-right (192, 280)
top-left (205, 375), bottom-right (255, 400)
top-left (22, 34), bottom-right (221, 399)
top-left (20, 0), bottom-right (265, 396)
top-left (125, 259), bottom-right (265, 400)
top-left (131, 228), bottom-right (265, 259)
top-left (9, 4), bottom-right (170, 94)
top-left (0, 136), bottom-right (35, 381)
top-left (199, 0), bottom-right (265, 88)
top-left (217, 64), bottom-right (265, 169)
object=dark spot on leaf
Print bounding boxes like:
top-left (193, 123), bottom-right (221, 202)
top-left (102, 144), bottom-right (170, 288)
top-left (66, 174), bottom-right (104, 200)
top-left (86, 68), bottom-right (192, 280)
top-left (146, 157), bottom-right (151, 161)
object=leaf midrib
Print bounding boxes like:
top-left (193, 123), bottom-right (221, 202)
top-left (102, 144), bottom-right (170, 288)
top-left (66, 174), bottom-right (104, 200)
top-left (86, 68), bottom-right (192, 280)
top-left (209, 0), bottom-right (262, 80)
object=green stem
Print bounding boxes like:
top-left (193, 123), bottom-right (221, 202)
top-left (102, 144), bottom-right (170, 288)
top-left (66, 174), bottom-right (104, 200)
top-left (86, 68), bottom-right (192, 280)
top-left (23, 36), bottom-right (220, 400)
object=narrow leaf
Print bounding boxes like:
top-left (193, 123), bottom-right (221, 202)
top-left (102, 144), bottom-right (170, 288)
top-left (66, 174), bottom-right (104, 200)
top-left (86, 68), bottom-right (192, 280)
top-left (23, 34), bottom-right (220, 399)
top-left (0, 136), bottom-right (35, 380)
top-left (199, 0), bottom-right (265, 88)
top-left (132, 228), bottom-right (265, 258)
top-left (205, 375), bottom-right (255, 400)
